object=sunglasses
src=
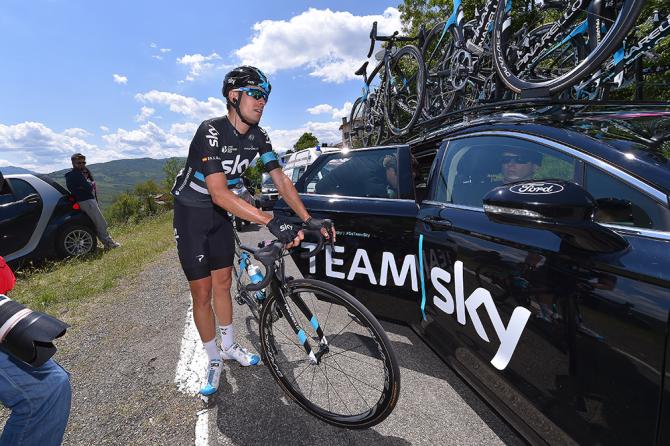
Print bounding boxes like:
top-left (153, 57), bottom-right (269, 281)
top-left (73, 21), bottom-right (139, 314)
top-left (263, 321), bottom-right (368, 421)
top-left (235, 87), bottom-right (269, 102)
top-left (74, 161), bottom-right (87, 165)
top-left (501, 155), bottom-right (532, 164)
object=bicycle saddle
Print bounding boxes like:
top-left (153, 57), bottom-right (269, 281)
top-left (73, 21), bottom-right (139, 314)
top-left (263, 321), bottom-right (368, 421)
top-left (355, 61), bottom-right (369, 76)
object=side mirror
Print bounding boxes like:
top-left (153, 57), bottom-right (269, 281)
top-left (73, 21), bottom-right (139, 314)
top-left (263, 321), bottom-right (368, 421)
top-left (483, 180), bottom-right (629, 253)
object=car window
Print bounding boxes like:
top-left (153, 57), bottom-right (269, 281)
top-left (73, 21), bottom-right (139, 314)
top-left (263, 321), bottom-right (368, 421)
top-left (301, 149), bottom-right (398, 199)
top-left (292, 167), bottom-right (306, 183)
top-left (434, 136), bottom-right (578, 208)
top-left (585, 165), bottom-right (670, 231)
top-left (0, 181), bottom-right (15, 205)
top-left (7, 178), bottom-right (39, 200)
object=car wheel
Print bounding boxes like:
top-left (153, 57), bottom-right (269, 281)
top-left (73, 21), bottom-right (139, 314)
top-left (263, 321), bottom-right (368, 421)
top-left (56, 225), bottom-right (97, 258)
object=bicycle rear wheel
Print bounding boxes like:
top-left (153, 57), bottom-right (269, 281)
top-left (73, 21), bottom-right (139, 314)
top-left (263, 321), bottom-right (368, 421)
top-left (421, 21), bottom-right (458, 119)
top-left (259, 278), bottom-right (400, 429)
top-left (385, 45), bottom-right (425, 135)
top-left (492, 0), bottom-right (643, 95)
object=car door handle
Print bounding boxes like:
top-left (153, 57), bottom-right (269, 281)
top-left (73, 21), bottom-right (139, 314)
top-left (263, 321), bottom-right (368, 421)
top-left (420, 216), bottom-right (452, 230)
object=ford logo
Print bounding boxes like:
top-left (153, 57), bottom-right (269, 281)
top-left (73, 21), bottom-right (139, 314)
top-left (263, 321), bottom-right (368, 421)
top-left (509, 182), bottom-right (564, 194)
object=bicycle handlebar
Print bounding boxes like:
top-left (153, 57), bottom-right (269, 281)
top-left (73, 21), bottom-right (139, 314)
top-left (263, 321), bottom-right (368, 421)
top-left (365, 21), bottom-right (416, 58)
top-left (367, 22), bottom-right (377, 58)
top-left (240, 220), bottom-right (334, 292)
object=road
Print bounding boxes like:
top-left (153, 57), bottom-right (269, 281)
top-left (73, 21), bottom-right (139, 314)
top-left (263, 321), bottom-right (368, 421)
top-left (1, 223), bottom-right (524, 445)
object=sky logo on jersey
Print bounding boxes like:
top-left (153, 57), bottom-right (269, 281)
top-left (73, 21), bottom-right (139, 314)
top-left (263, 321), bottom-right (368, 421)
top-left (206, 125), bottom-right (219, 148)
top-left (300, 243), bottom-right (530, 370)
top-left (222, 155), bottom-right (250, 175)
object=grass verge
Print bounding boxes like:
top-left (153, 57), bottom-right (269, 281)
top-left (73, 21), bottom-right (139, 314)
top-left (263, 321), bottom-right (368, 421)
top-left (11, 211), bottom-right (174, 313)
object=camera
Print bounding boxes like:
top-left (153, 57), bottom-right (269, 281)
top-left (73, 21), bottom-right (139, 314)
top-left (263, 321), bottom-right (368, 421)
top-left (0, 294), bottom-right (69, 367)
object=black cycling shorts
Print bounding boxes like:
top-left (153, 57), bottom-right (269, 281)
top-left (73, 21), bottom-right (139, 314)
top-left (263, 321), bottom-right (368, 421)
top-left (173, 201), bottom-right (235, 281)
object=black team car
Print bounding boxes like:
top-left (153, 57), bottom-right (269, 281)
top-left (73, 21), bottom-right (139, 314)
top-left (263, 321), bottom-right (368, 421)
top-left (274, 103), bottom-right (670, 445)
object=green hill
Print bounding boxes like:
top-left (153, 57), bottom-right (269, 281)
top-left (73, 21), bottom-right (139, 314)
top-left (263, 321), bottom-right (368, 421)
top-left (49, 157), bottom-right (185, 210)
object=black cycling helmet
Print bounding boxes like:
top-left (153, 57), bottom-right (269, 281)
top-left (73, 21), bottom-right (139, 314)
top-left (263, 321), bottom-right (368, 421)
top-left (222, 66), bottom-right (271, 127)
top-left (222, 66), bottom-right (271, 101)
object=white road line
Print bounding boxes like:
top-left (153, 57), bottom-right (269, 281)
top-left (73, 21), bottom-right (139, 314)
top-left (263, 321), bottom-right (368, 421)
top-left (174, 300), bottom-right (210, 446)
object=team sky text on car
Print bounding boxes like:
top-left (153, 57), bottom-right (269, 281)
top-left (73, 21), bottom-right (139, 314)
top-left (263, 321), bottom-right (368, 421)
top-left (300, 242), bottom-right (531, 370)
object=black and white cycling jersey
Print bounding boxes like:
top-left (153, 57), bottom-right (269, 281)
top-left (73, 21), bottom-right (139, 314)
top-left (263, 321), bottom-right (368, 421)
top-left (171, 116), bottom-right (280, 207)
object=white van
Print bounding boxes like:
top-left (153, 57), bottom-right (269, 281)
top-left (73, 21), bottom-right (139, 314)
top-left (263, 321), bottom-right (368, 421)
top-left (282, 146), bottom-right (339, 184)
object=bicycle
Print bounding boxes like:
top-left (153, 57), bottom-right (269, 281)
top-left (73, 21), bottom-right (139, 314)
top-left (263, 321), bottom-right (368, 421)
top-left (231, 222), bottom-right (401, 429)
top-left (349, 21), bottom-right (425, 143)
top-left (420, 0), bottom-right (523, 120)
top-left (570, 9), bottom-right (670, 100)
top-left (491, 0), bottom-right (645, 97)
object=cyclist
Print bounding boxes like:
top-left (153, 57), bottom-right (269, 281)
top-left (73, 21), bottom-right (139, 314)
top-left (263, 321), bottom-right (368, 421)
top-left (171, 66), bottom-right (333, 396)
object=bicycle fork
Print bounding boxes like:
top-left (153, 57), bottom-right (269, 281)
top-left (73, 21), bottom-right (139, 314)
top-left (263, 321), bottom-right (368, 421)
top-left (275, 289), bottom-right (329, 365)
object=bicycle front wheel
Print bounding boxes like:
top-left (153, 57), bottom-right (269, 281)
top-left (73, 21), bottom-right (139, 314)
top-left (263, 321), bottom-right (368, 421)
top-left (492, 0), bottom-right (643, 95)
top-left (385, 45), bottom-right (425, 135)
top-left (259, 278), bottom-right (400, 429)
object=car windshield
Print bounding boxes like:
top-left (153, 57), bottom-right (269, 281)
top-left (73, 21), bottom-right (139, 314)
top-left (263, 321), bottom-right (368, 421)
top-left (262, 176), bottom-right (274, 186)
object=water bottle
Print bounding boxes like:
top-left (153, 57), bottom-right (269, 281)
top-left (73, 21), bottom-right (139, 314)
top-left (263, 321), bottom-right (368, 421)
top-left (247, 263), bottom-right (266, 301)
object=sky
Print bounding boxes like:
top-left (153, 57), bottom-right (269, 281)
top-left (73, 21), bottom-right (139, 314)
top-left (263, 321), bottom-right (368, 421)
top-left (0, 0), bottom-right (403, 173)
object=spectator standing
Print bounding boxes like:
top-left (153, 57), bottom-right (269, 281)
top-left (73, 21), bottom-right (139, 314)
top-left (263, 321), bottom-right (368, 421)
top-left (65, 153), bottom-right (120, 249)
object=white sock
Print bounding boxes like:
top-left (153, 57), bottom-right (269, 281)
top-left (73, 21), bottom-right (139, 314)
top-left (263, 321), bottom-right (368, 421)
top-left (219, 324), bottom-right (234, 350)
top-left (203, 339), bottom-right (220, 362)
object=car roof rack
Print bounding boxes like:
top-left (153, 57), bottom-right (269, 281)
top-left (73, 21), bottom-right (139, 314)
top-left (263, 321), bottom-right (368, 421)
top-left (381, 99), bottom-right (670, 147)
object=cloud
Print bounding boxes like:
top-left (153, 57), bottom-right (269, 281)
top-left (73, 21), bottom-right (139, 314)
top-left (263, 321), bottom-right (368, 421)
top-left (100, 126), bottom-right (109, 132)
top-left (101, 121), bottom-right (190, 159)
top-left (63, 128), bottom-right (90, 138)
top-left (113, 74), bottom-right (128, 85)
top-left (177, 52), bottom-right (223, 81)
top-left (268, 120), bottom-right (343, 149)
top-left (0, 121), bottom-right (100, 172)
top-left (235, 7), bottom-right (402, 83)
top-left (135, 106), bottom-right (155, 123)
top-left (135, 90), bottom-right (226, 120)
top-left (150, 44), bottom-right (172, 60)
top-left (170, 122), bottom-right (198, 135)
top-left (0, 120), bottom-right (194, 172)
top-left (306, 101), bottom-right (353, 120)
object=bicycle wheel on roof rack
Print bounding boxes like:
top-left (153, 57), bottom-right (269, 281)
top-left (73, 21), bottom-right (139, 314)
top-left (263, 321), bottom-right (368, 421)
top-left (421, 21), bottom-right (458, 120)
top-left (385, 45), bottom-right (426, 136)
top-left (492, 0), bottom-right (643, 97)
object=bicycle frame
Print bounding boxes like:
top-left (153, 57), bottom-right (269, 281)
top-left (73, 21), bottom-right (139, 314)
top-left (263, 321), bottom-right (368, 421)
top-left (234, 239), bottom-right (330, 365)
top-left (575, 10), bottom-right (670, 97)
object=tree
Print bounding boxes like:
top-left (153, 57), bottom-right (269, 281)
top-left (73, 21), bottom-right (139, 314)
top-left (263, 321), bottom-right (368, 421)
top-left (293, 132), bottom-right (319, 151)
top-left (162, 158), bottom-right (182, 191)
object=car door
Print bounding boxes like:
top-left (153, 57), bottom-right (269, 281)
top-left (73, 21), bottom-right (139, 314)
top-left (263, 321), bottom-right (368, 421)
top-left (275, 145), bottom-right (421, 322)
top-left (416, 132), bottom-right (670, 445)
top-left (0, 178), bottom-right (43, 256)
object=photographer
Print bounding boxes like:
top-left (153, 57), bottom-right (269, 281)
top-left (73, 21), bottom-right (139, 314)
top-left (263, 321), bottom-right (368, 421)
top-left (0, 256), bottom-right (71, 446)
